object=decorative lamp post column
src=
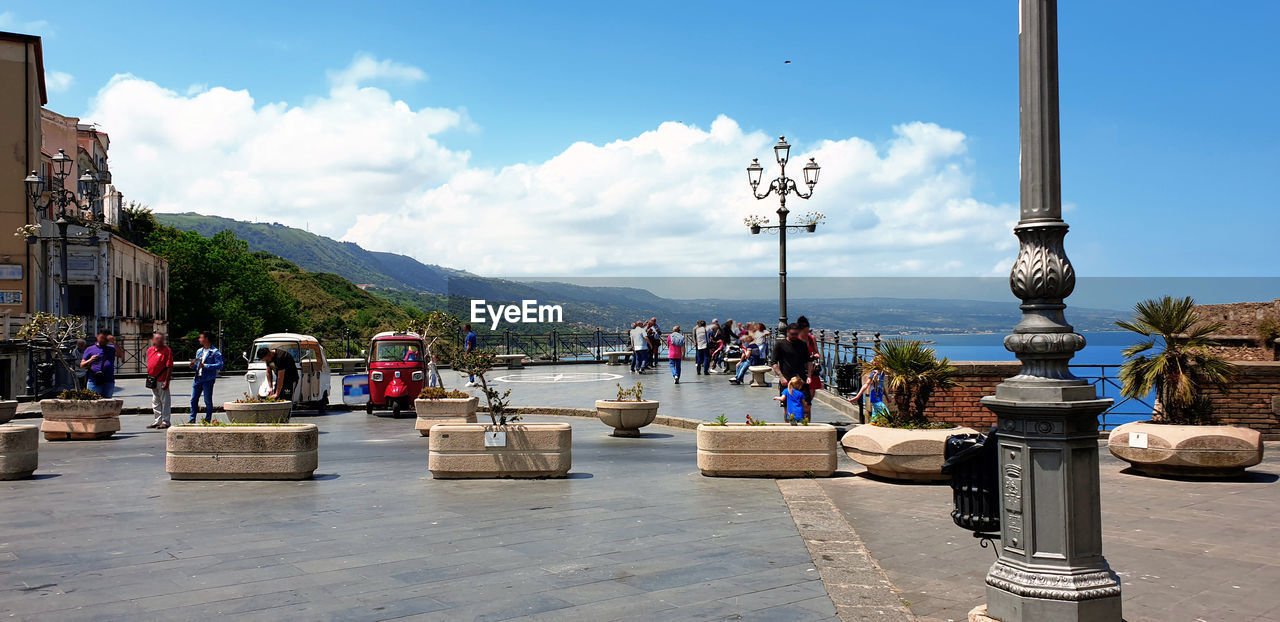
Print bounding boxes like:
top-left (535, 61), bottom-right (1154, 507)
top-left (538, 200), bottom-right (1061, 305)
top-left (745, 137), bottom-right (822, 332)
top-left (22, 148), bottom-right (99, 317)
top-left (977, 1), bottom-right (1122, 620)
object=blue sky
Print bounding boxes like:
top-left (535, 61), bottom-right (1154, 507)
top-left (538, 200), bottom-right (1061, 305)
top-left (6, 2), bottom-right (1279, 281)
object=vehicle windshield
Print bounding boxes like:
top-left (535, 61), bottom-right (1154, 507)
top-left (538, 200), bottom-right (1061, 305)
top-left (251, 342), bottom-right (301, 363)
top-left (373, 341), bottom-right (422, 362)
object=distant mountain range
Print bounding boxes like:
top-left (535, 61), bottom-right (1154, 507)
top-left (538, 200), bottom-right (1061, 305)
top-left (157, 213), bottom-right (1127, 333)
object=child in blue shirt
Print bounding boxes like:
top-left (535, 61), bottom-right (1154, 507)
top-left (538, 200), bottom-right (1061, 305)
top-left (773, 376), bottom-right (808, 423)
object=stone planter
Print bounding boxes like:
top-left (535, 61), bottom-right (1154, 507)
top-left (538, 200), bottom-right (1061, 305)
top-left (166, 423), bottom-right (319, 480)
top-left (696, 423), bottom-right (837, 477)
top-left (841, 424), bottom-right (977, 481)
top-left (0, 400), bottom-right (18, 424)
top-left (0, 424), bottom-right (38, 480)
top-left (40, 398), bottom-right (123, 441)
top-left (415, 396), bottom-right (480, 436)
top-left (223, 401), bottom-right (293, 424)
top-left (428, 422), bottom-right (571, 479)
top-left (594, 399), bottom-right (659, 437)
top-left (1108, 420), bottom-right (1264, 477)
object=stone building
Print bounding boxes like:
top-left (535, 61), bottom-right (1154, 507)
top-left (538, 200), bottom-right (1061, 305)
top-left (0, 31), bottom-right (169, 396)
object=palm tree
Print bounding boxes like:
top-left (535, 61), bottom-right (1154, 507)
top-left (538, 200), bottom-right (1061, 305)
top-left (869, 339), bottom-right (958, 428)
top-left (1116, 296), bottom-right (1234, 425)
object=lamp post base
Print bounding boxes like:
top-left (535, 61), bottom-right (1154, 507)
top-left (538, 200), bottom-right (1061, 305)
top-left (977, 585), bottom-right (1122, 621)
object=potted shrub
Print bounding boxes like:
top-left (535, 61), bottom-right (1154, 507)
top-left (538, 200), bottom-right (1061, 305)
top-left (595, 382), bottom-right (659, 437)
top-left (39, 388), bottom-right (123, 441)
top-left (223, 393), bottom-right (293, 423)
top-left (841, 339), bottom-right (976, 481)
top-left (415, 387), bottom-right (479, 436)
top-left (428, 347), bottom-right (570, 479)
top-left (166, 421), bottom-right (318, 480)
top-left (1108, 296), bottom-right (1262, 477)
top-left (697, 414), bottom-right (837, 477)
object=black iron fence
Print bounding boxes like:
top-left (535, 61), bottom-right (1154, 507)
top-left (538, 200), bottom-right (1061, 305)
top-left (810, 329), bottom-right (1151, 431)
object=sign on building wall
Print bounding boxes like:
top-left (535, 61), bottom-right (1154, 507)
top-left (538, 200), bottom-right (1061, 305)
top-left (0, 291), bottom-right (22, 306)
top-left (0, 265), bottom-right (22, 280)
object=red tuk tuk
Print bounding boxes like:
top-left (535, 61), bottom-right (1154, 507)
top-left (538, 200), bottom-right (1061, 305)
top-left (365, 331), bottom-right (427, 417)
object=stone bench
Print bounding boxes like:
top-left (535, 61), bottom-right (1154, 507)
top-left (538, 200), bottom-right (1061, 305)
top-left (749, 365), bottom-right (773, 387)
top-left (496, 353), bottom-right (526, 369)
top-left (722, 357), bottom-right (742, 375)
top-left (603, 351), bottom-right (632, 366)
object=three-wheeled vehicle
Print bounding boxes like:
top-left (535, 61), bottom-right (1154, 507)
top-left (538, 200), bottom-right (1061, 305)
top-left (365, 331), bottom-right (427, 417)
top-left (244, 333), bottom-right (333, 413)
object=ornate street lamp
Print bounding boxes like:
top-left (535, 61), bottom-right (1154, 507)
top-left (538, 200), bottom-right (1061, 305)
top-left (745, 136), bottom-right (822, 331)
top-left (21, 148), bottom-right (100, 316)
top-left (974, 1), bottom-right (1122, 620)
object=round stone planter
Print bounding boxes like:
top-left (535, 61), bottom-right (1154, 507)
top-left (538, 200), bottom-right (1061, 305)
top-left (841, 424), bottom-right (977, 481)
top-left (0, 400), bottom-right (18, 425)
top-left (0, 424), bottom-right (38, 480)
top-left (428, 422), bottom-right (571, 479)
top-left (1108, 420), bottom-right (1264, 478)
top-left (166, 423), bottom-right (318, 480)
top-left (223, 401), bottom-right (293, 424)
top-left (594, 400), bottom-right (659, 437)
top-left (697, 423), bottom-right (837, 477)
top-left (40, 398), bottom-right (123, 441)
top-left (415, 396), bottom-right (480, 436)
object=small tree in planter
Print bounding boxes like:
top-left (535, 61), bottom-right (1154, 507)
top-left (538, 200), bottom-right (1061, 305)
top-left (841, 339), bottom-right (975, 481)
top-left (428, 346), bottom-right (573, 479)
top-left (1109, 296), bottom-right (1262, 477)
top-left (21, 313), bottom-right (124, 440)
top-left (595, 381), bottom-right (660, 437)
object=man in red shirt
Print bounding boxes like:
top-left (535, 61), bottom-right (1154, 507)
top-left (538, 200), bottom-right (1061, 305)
top-left (145, 332), bottom-right (174, 429)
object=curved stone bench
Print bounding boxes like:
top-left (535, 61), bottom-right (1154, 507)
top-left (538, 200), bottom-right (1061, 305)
top-left (1108, 421), bottom-right (1264, 477)
top-left (0, 424), bottom-right (38, 480)
top-left (166, 424), bottom-right (319, 480)
top-left (40, 399), bottom-right (123, 441)
top-left (841, 424), bottom-right (977, 481)
top-left (748, 365), bottom-right (772, 387)
top-left (496, 353), bottom-right (526, 369)
top-left (603, 351), bottom-right (632, 366)
top-left (721, 357), bottom-right (742, 375)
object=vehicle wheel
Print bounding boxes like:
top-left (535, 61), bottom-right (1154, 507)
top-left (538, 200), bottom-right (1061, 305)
top-left (365, 401), bottom-right (374, 415)
top-left (392, 401), bottom-right (403, 418)
top-left (317, 393), bottom-right (328, 414)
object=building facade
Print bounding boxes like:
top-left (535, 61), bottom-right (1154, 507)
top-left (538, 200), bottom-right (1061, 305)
top-left (1, 31), bottom-right (170, 396)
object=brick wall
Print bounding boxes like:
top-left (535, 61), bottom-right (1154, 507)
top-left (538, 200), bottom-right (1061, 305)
top-left (921, 362), bottom-right (1019, 430)
top-left (1202, 362), bottom-right (1280, 437)
top-left (916, 360), bottom-right (1280, 438)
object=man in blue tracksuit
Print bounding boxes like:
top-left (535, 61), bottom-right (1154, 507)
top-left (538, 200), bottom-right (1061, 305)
top-left (188, 331), bottom-right (224, 423)
top-left (463, 324), bottom-right (478, 386)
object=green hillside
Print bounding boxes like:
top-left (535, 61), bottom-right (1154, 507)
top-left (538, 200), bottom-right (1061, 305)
top-left (256, 253), bottom-right (425, 341)
top-left (157, 212), bottom-right (463, 293)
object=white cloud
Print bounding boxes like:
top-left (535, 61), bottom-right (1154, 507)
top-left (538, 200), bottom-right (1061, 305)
top-left (327, 52), bottom-right (427, 90)
top-left (0, 12), bottom-right (50, 35)
top-left (86, 56), bottom-right (468, 238)
top-left (86, 54), bottom-right (1017, 278)
top-left (45, 70), bottom-right (73, 93)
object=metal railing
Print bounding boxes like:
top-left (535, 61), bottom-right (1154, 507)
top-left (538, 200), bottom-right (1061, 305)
top-left (810, 329), bottom-right (1151, 432)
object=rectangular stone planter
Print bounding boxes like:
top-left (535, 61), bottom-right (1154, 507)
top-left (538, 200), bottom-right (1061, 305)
top-left (166, 424), bottom-right (319, 480)
top-left (40, 399), bottom-right (123, 440)
top-left (696, 423), bottom-right (837, 477)
top-left (415, 396), bottom-right (480, 436)
top-left (428, 422), bottom-right (571, 479)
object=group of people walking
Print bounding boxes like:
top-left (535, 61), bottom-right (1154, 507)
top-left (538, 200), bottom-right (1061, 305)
top-left (624, 315), bottom-right (825, 421)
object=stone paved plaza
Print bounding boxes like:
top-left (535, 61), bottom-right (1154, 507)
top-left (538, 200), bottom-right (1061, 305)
top-left (2, 363), bottom-right (1277, 621)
